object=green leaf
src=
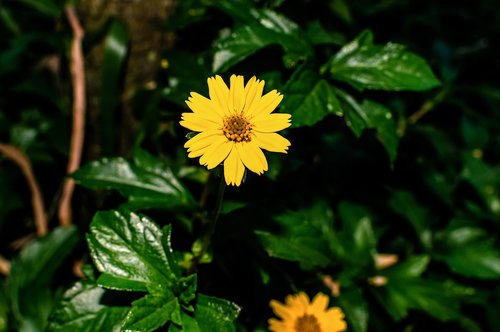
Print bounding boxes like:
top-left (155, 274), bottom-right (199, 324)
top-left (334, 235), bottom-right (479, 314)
top-left (212, 23), bottom-right (310, 72)
top-left (384, 256), bottom-right (430, 278)
top-left (380, 279), bottom-right (461, 321)
top-left (100, 19), bottom-right (129, 155)
top-left (194, 294), bottom-right (240, 332)
top-left (437, 226), bottom-right (500, 279)
top-left (338, 289), bottom-right (368, 332)
top-left (256, 201), bottom-right (336, 269)
top-left (375, 256), bottom-right (460, 321)
top-left (123, 293), bottom-right (182, 332)
top-left (47, 282), bottom-right (128, 332)
top-left (338, 201), bottom-right (376, 263)
top-left (280, 69), bottom-right (342, 127)
top-left (335, 90), bottom-right (399, 161)
top-left (388, 191), bottom-right (432, 249)
top-left (324, 30), bottom-right (440, 91)
top-left (306, 21), bottom-right (345, 46)
top-left (86, 211), bottom-right (180, 292)
top-left (256, 230), bottom-right (331, 269)
top-left (72, 149), bottom-right (195, 210)
top-left (8, 227), bottom-right (79, 331)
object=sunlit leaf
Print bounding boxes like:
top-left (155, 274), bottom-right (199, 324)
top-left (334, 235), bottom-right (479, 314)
top-left (324, 30), bottom-right (440, 91)
top-left (47, 282), bottom-right (128, 332)
top-left (72, 149), bottom-right (195, 211)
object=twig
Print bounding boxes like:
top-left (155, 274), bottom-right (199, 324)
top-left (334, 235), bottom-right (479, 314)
top-left (59, 5), bottom-right (86, 226)
top-left (407, 88), bottom-right (448, 125)
top-left (0, 143), bottom-right (47, 236)
top-left (0, 255), bottom-right (11, 275)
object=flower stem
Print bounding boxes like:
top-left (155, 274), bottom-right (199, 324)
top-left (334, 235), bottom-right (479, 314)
top-left (188, 174), bottom-right (226, 274)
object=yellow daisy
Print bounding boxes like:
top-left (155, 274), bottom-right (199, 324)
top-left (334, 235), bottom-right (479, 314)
top-left (180, 75), bottom-right (291, 186)
top-left (268, 292), bottom-right (347, 332)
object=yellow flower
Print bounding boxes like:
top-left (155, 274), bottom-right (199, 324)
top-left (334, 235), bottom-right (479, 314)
top-left (180, 75), bottom-right (291, 186)
top-left (268, 292), bottom-right (347, 332)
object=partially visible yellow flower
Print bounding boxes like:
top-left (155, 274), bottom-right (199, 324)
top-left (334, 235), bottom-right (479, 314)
top-left (268, 292), bottom-right (347, 332)
top-left (180, 75), bottom-right (291, 186)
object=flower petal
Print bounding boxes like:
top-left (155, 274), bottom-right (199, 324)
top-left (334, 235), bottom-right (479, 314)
top-left (229, 74), bottom-right (245, 113)
top-left (267, 318), bottom-right (287, 332)
top-left (249, 90), bottom-right (283, 118)
top-left (186, 92), bottom-right (221, 120)
top-left (224, 147), bottom-right (245, 186)
top-left (184, 129), bottom-right (221, 150)
top-left (207, 75), bottom-right (230, 116)
top-left (236, 141), bottom-right (268, 175)
top-left (269, 300), bottom-right (294, 321)
top-left (199, 138), bottom-right (233, 169)
top-left (253, 132), bottom-right (291, 153)
top-left (310, 293), bottom-right (329, 313)
top-left (253, 113), bottom-right (291, 132)
top-left (243, 77), bottom-right (265, 115)
top-left (180, 113), bottom-right (221, 132)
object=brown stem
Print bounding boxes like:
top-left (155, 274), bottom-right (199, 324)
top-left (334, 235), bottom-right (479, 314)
top-left (0, 143), bottom-right (47, 236)
top-left (59, 5), bottom-right (86, 227)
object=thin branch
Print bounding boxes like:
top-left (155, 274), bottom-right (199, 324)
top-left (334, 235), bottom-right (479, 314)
top-left (0, 143), bottom-right (47, 236)
top-left (59, 5), bottom-right (86, 227)
top-left (0, 255), bottom-right (10, 275)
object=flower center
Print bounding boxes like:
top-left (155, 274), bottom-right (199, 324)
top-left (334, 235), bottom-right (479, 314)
top-left (294, 314), bottom-right (321, 332)
top-left (222, 114), bottom-right (252, 142)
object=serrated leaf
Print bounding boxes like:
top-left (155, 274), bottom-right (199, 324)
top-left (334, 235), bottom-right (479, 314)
top-left (47, 282), bottom-right (128, 332)
top-left (194, 294), bottom-right (240, 332)
top-left (325, 30), bottom-right (440, 91)
top-left (280, 69), bottom-right (342, 127)
top-left (123, 293), bottom-right (182, 332)
top-left (8, 227), bottom-right (79, 331)
top-left (86, 211), bottom-right (179, 292)
top-left (72, 150), bottom-right (195, 210)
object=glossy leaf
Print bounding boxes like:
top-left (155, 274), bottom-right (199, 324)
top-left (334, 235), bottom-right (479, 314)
top-left (123, 293), bottom-right (182, 332)
top-left (87, 210), bottom-right (179, 292)
top-left (47, 282), bottom-right (128, 332)
top-left (72, 149), bottom-right (195, 210)
top-left (212, 23), bottom-right (310, 72)
top-left (194, 294), bottom-right (240, 332)
top-left (324, 30), bottom-right (440, 91)
top-left (280, 69), bottom-right (342, 127)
